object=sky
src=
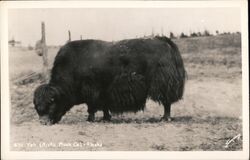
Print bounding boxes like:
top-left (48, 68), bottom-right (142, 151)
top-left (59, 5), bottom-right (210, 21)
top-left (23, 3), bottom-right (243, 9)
top-left (8, 8), bottom-right (241, 46)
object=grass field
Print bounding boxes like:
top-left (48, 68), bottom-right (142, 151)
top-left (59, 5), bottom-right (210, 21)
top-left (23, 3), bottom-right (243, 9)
top-left (9, 34), bottom-right (242, 151)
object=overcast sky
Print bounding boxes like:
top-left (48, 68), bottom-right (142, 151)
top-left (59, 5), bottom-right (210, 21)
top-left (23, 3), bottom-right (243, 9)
top-left (8, 8), bottom-right (241, 46)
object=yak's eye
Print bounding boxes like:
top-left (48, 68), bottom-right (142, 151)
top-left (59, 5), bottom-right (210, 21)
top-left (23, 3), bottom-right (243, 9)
top-left (50, 98), bottom-right (55, 102)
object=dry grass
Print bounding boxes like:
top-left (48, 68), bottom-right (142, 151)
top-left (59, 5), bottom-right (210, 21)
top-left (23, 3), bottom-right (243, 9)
top-left (9, 34), bottom-right (242, 151)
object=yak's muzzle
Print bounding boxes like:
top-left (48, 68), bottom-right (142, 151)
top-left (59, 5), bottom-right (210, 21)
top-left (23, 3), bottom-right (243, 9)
top-left (39, 115), bottom-right (53, 125)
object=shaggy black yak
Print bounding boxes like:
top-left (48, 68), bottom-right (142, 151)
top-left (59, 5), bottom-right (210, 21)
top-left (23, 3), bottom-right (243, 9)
top-left (33, 36), bottom-right (186, 125)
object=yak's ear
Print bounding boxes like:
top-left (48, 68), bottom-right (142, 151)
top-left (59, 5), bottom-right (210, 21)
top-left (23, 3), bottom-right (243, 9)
top-left (34, 83), bottom-right (49, 99)
top-left (49, 85), bottom-right (62, 101)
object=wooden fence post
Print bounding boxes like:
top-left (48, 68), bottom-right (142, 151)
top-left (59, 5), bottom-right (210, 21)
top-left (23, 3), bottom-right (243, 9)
top-left (41, 22), bottom-right (49, 81)
top-left (68, 30), bottom-right (71, 42)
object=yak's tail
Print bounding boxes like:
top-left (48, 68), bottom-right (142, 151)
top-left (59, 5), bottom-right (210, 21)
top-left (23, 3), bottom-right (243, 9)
top-left (149, 36), bottom-right (186, 104)
top-left (157, 36), bottom-right (187, 79)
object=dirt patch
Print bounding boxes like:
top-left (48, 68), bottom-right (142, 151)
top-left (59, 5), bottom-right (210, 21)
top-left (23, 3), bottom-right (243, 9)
top-left (10, 77), bottom-right (242, 151)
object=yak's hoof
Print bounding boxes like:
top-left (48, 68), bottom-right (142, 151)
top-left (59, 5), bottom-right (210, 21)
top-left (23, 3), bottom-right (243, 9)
top-left (161, 117), bottom-right (172, 122)
top-left (102, 116), bottom-right (111, 122)
top-left (87, 115), bottom-right (95, 122)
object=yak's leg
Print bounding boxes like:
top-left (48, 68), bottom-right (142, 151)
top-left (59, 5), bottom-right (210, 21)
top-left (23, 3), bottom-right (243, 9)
top-left (87, 105), bottom-right (97, 122)
top-left (102, 108), bottom-right (111, 121)
top-left (161, 101), bottom-right (172, 122)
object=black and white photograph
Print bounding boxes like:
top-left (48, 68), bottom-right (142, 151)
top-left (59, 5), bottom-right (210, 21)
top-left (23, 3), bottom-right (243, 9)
top-left (1, 1), bottom-right (249, 159)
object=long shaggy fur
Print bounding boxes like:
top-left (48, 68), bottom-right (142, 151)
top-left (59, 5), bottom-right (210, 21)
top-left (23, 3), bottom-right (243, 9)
top-left (108, 72), bottom-right (147, 113)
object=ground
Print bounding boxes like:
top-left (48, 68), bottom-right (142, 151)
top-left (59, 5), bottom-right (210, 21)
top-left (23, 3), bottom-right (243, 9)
top-left (9, 34), bottom-right (243, 151)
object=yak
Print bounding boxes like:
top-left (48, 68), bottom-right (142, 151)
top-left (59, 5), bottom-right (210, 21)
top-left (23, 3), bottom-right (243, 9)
top-left (33, 36), bottom-right (186, 125)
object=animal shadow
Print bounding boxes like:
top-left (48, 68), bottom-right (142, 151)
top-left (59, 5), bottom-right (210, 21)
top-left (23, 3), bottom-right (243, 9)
top-left (95, 116), bottom-right (194, 124)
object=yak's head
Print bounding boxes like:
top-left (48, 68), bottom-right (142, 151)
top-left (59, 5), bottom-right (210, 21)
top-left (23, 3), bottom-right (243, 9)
top-left (33, 84), bottom-right (67, 125)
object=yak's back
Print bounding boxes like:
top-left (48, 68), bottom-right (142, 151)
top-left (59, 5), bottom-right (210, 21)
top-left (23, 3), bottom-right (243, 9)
top-left (54, 40), bottom-right (111, 64)
top-left (108, 37), bottom-right (173, 57)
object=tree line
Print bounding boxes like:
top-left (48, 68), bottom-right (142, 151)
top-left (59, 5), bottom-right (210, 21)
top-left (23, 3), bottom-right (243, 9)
top-left (170, 30), bottom-right (241, 39)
